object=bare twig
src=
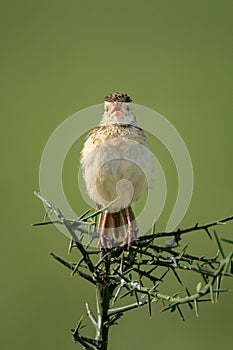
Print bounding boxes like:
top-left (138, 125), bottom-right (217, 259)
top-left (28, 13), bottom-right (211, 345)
top-left (49, 252), bottom-right (95, 285)
top-left (138, 215), bottom-right (233, 241)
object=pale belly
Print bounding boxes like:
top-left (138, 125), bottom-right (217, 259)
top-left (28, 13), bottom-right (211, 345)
top-left (81, 137), bottom-right (152, 212)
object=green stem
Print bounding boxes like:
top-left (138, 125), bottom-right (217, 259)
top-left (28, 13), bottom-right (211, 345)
top-left (96, 284), bottom-right (111, 350)
top-left (95, 251), bottom-right (116, 350)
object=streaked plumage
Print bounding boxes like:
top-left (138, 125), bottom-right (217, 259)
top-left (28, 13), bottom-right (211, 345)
top-left (81, 93), bottom-right (151, 248)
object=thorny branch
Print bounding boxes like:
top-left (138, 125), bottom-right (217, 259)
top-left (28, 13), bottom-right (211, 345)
top-left (33, 192), bottom-right (233, 350)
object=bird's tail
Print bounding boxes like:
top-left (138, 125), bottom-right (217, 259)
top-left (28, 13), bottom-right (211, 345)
top-left (98, 206), bottom-right (136, 248)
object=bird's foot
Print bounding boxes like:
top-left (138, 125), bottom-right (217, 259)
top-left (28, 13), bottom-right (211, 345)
top-left (123, 226), bottom-right (137, 250)
top-left (97, 233), bottom-right (108, 249)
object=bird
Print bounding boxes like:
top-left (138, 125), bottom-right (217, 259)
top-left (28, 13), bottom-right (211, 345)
top-left (81, 92), bottom-right (152, 248)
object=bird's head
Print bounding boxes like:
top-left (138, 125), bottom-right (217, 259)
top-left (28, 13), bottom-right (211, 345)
top-left (100, 92), bottom-right (137, 126)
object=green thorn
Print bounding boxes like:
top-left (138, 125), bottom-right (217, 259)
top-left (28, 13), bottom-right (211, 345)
top-left (177, 305), bottom-right (185, 321)
top-left (172, 268), bottom-right (183, 285)
top-left (150, 222), bottom-right (156, 235)
top-left (78, 208), bottom-right (92, 220)
top-left (213, 230), bottom-right (225, 259)
top-left (148, 293), bottom-right (152, 318)
top-left (84, 197), bottom-right (120, 220)
top-left (221, 238), bottom-right (233, 245)
top-left (73, 315), bottom-right (84, 335)
top-left (194, 299), bottom-right (199, 318)
top-left (209, 284), bottom-right (215, 304)
top-left (204, 227), bottom-right (212, 240)
top-left (196, 282), bottom-right (202, 293)
top-left (68, 239), bottom-right (74, 255)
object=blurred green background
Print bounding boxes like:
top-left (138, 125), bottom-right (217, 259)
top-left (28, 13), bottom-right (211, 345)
top-left (1, 0), bottom-right (232, 349)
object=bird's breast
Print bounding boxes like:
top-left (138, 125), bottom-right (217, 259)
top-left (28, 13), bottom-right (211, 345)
top-left (81, 126), bottom-right (152, 211)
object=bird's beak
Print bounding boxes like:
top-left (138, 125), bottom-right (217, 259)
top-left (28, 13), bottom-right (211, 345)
top-left (110, 103), bottom-right (125, 118)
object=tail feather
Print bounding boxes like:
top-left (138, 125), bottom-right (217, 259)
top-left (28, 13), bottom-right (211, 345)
top-left (98, 206), bottom-right (135, 246)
